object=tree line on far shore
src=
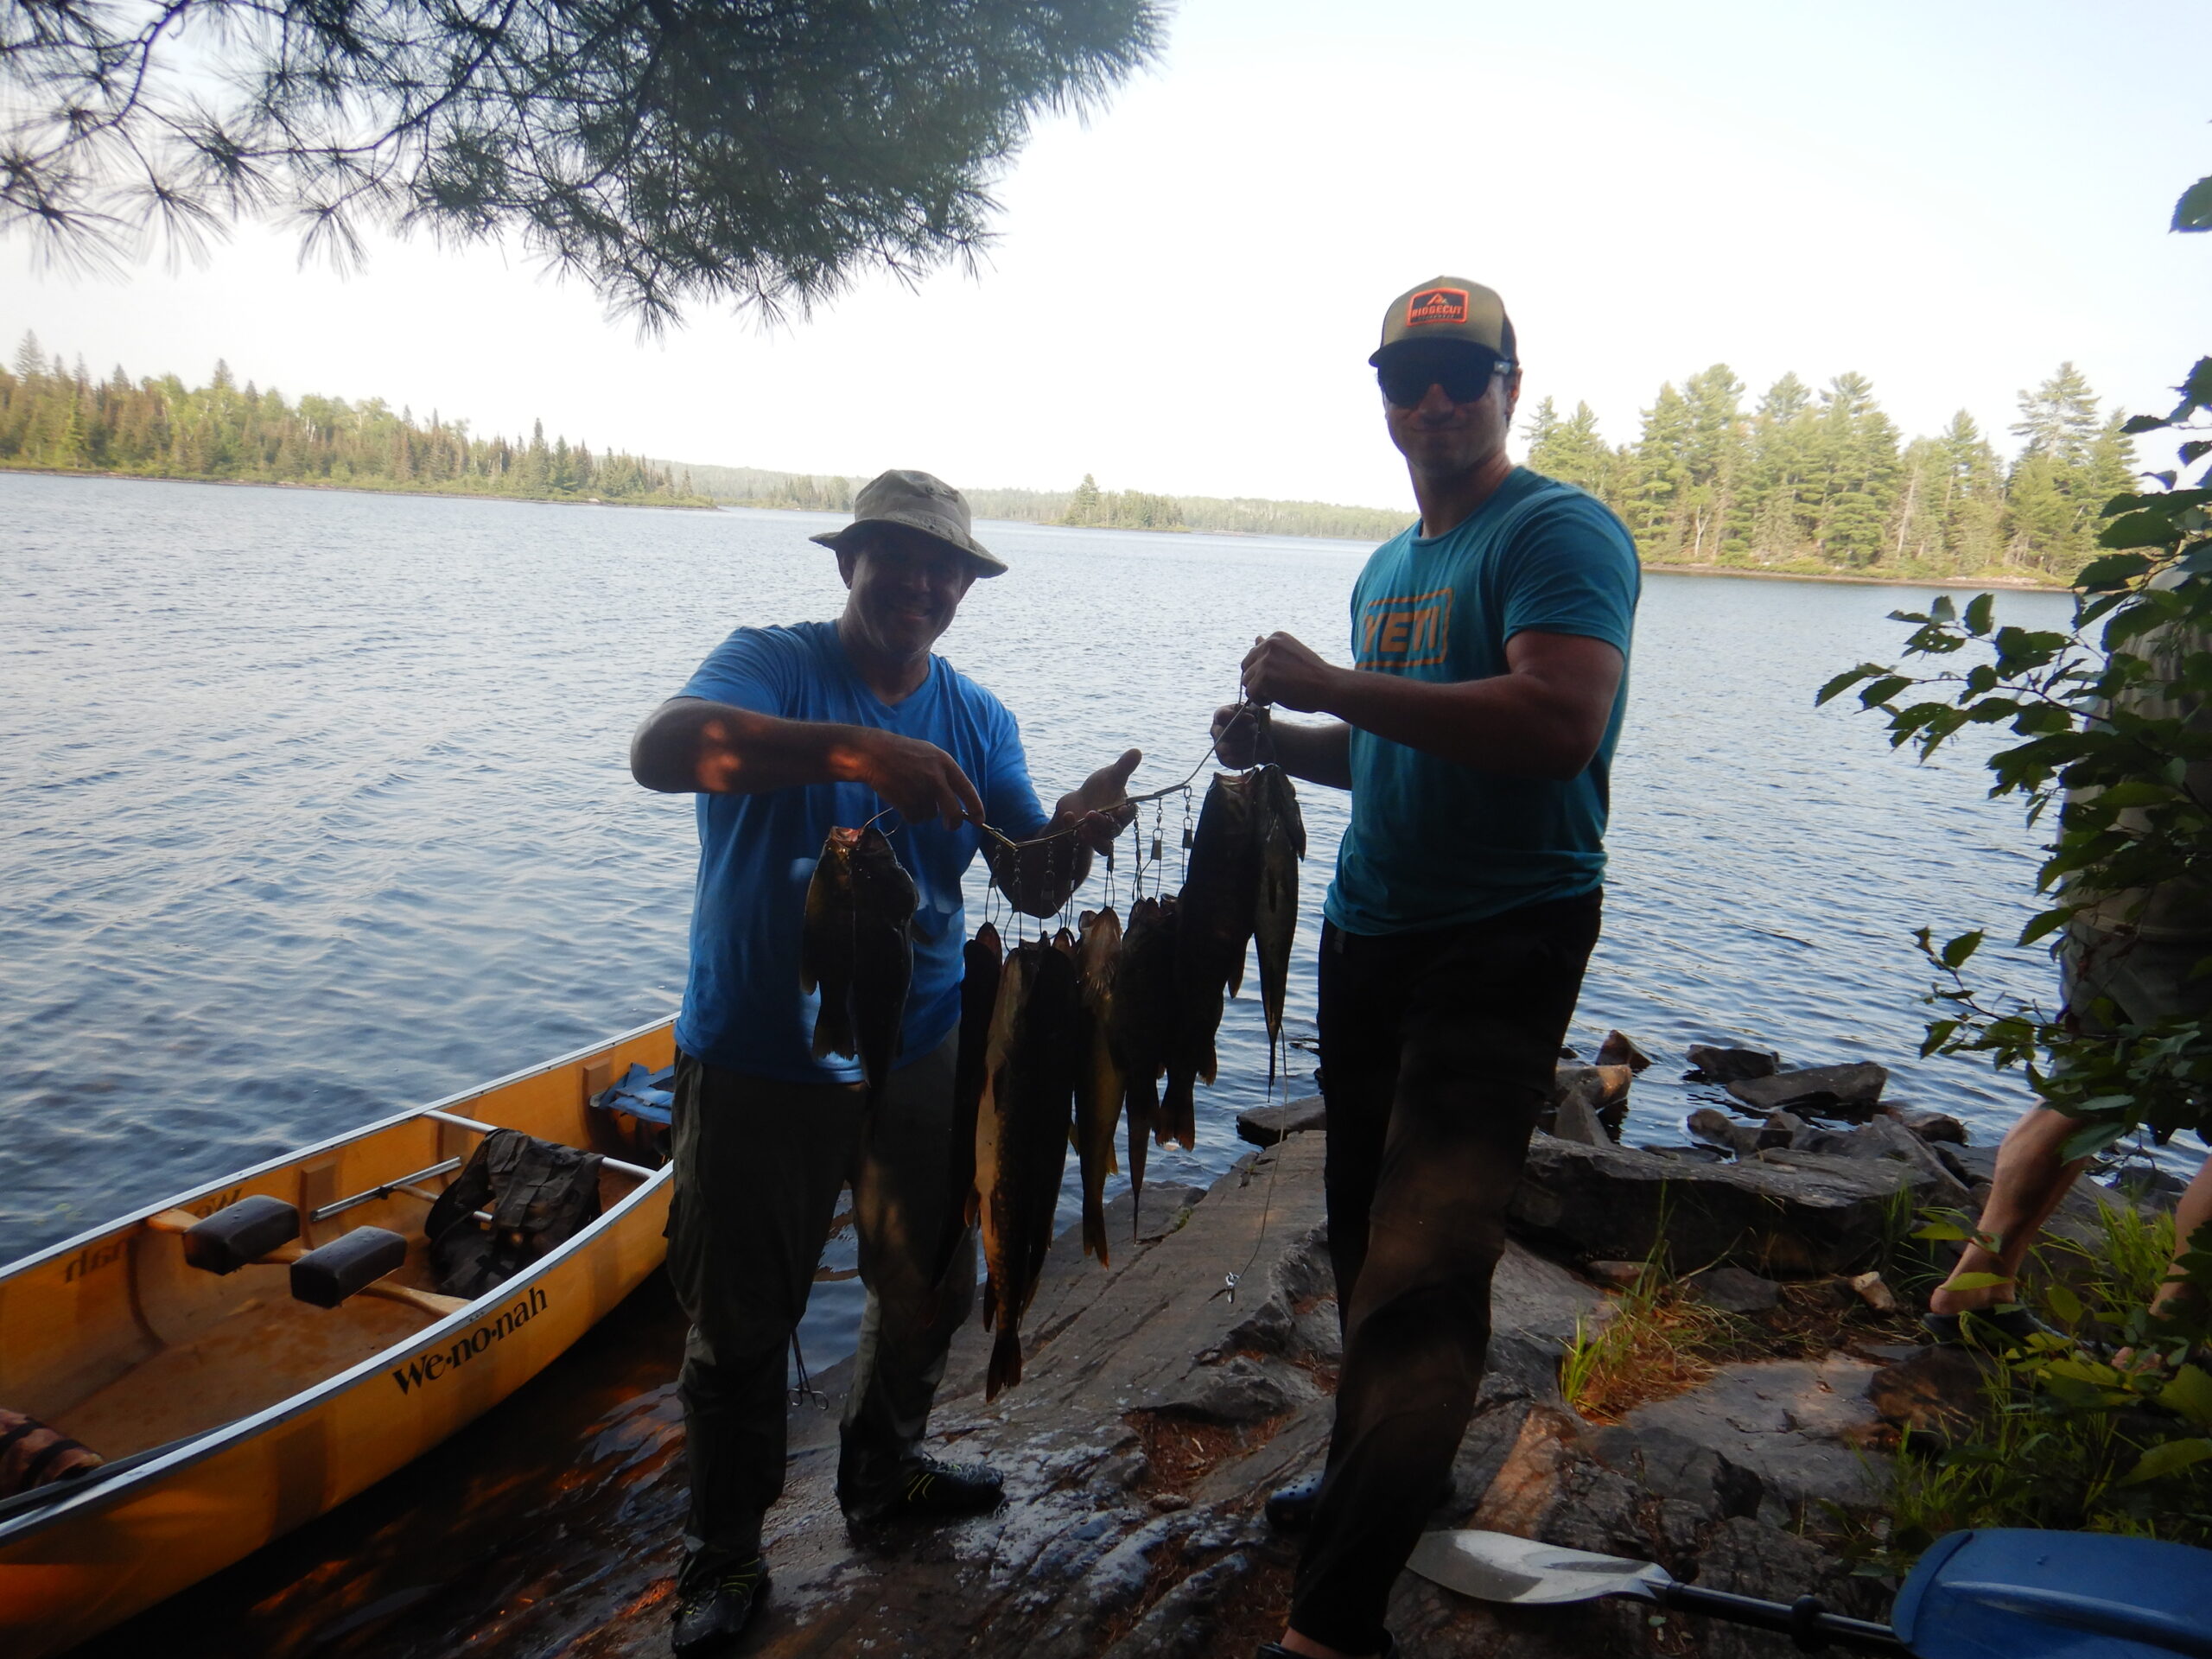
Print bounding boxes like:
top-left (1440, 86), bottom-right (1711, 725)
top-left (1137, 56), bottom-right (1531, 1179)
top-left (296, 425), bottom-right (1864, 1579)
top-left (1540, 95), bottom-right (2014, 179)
top-left (1526, 361), bottom-right (2133, 580)
top-left (1, 333), bottom-right (708, 507)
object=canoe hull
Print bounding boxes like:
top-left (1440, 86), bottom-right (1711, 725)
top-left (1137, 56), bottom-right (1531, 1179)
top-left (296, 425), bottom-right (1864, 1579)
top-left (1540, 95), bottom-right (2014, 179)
top-left (0, 1020), bottom-right (675, 1659)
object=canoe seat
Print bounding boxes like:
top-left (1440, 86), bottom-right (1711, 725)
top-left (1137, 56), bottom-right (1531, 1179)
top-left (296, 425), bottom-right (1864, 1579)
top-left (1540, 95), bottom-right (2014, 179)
top-left (181, 1195), bottom-right (302, 1274)
top-left (289, 1227), bottom-right (409, 1309)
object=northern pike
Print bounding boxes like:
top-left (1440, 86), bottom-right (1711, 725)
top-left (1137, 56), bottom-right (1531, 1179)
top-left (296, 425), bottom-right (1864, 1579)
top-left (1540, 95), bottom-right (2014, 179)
top-left (1250, 764), bottom-right (1306, 1088)
top-left (1073, 908), bottom-right (1124, 1266)
top-left (800, 825), bottom-right (917, 1109)
top-left (976, 937), bottom-right (1078, 1400)
top-left (1164, 772), bottom-right (1260, 1147)
top-left (1108, 893), bottom-right (1178, 1230)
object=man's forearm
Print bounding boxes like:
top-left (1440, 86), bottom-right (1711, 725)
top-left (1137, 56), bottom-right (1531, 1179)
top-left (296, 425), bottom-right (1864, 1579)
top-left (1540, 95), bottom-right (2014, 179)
top-left (1319, 670), bottom-right (1593, 779)
top-left (1267, 720), bottom-right (1355, 790)
top-left (630, 699), bottom-right (874, 796)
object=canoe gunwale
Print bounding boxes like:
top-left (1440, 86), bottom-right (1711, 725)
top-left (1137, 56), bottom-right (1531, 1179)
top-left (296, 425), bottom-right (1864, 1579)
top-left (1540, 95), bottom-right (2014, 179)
top-left (0, 1015), bottom-right (676, 1548)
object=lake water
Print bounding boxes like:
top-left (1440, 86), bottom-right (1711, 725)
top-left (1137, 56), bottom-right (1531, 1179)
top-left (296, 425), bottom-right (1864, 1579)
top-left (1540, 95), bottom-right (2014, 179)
top-left (1, 470), bottom-right (2075, 1289)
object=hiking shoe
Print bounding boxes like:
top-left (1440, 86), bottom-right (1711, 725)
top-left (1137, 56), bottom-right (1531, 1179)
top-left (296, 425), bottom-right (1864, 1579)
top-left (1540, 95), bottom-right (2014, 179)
top-left (839, 1454), bottom-right (1005, 1522)
top-left (1921, 1304), bottom-right (2103, 1355)
top-left (671, 1557), bottom-right (767, 1656)
top-left (1265, 1471), bottom-right (1323, 1532)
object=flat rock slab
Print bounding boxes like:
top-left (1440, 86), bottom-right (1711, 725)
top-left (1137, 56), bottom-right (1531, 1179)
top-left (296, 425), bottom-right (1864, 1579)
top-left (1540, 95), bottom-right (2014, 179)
top-left (1626, 1356), bottom-right (1890, 1510)
top-left (1510, 1132), bottom-right (1952, 1275)
top-left (1236, 1096), bottom-right (1326, 1147)
top-left (1726, 1062), bottom-right (1887, 1118)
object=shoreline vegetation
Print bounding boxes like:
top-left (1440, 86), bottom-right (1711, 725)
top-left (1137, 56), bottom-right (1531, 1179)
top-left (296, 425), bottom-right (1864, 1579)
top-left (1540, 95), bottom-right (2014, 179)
top-left (3, 330), bottom-right (2113, 590)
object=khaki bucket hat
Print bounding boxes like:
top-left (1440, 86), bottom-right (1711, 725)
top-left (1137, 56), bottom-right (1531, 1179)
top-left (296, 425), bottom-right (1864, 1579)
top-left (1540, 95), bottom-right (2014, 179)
top-left (808, 468), bottom-right (1007, 577)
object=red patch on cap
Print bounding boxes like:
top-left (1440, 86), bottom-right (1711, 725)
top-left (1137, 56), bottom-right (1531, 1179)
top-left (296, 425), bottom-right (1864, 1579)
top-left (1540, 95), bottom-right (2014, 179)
top-left (1404, 287), bottom-right (1471, 327)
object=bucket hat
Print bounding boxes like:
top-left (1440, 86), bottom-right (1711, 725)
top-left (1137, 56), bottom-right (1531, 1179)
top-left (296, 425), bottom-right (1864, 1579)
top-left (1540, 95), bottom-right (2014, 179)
top-left (808, 469), bottom-right (1006, 577)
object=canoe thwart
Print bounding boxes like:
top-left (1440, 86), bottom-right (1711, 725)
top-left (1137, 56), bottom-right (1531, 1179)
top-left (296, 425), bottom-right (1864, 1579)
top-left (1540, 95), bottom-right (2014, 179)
top-left (149, 1196), bottom-right (302, 1274)
top-left (308, 1156), bottom-right (466, 1224)
top-left (423, 1108), bottom-right (656, 1183)
top-left (289, 1227), bottom-right (408, 1309)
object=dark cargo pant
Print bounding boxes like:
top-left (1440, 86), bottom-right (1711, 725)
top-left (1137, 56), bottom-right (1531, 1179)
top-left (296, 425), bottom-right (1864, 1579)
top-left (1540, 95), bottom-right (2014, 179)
top-left (1291, 895), bottom-right (1602, 1656)
top-left (665, 1032), bottom-right (974, 1583)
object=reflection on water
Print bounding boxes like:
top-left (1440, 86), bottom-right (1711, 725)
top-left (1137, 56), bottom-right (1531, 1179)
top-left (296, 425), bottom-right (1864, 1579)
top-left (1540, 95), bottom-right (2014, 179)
top-left (2, 472), bottom-right (2086, 1651)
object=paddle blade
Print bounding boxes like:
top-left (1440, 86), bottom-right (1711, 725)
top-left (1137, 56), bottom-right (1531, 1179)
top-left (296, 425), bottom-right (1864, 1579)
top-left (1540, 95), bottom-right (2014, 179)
top-left (1897, 1529), bottom-right (2212, 1659)
top-left (1407, 1530), bottom-right (1671, 1608)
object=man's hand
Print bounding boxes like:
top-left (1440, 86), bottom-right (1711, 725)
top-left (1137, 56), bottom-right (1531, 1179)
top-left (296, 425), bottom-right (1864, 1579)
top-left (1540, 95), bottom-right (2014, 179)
top-left (1052, 748), bottom-right (1141, 854)
top-left (1241, 632), bottom-right (1343, 714)
top-left (842, 728), bottom-right (987, 830)
top-left (1212, 703), bottom-right (1262, 768)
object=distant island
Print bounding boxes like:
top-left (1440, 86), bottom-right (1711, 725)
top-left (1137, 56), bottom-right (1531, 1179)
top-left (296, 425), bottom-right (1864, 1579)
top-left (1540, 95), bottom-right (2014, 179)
top-left (3, 330), bottom-right (2123, 588)
top-left (1, 332), bottom-right (709, 509)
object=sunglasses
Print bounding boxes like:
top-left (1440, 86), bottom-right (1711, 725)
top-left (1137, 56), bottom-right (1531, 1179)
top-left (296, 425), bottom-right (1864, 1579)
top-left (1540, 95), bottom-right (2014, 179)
top-left (1377, 351), bottom-right (1513, 409)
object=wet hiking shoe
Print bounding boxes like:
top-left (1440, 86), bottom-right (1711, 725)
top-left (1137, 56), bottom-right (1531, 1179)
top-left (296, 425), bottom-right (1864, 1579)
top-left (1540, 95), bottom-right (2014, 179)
top-left (840, 1454), bottom-right (1005, 1523)
top-left (671, 1556), bottom-right (767, 1656)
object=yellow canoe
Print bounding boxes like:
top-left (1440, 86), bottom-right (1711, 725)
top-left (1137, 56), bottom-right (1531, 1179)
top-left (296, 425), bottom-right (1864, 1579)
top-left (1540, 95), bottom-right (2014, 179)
top-left (0, 1016), bottom-right (677, 1658)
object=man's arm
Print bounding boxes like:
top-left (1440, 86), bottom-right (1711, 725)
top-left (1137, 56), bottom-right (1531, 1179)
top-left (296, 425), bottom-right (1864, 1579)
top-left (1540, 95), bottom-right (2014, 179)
top-left (1237, 629), bottom-right (1624, 780)
top-left (628, 697), bottom-right (985, 828)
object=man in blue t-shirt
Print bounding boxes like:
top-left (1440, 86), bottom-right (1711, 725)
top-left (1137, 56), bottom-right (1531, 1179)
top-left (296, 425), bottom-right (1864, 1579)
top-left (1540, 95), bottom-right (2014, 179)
top-left (1216, 279), bottom-right (1639, 1659)
top-left (629, 469), bottom-right (1137, 1656)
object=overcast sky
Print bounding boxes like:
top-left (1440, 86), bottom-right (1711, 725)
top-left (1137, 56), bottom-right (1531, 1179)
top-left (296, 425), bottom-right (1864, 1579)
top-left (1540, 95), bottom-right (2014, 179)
top-left (5, 0), bottom-right (2209, 509)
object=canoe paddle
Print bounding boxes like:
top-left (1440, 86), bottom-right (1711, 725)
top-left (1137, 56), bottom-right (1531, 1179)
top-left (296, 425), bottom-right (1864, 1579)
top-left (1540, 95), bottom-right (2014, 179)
top-left (1407, 1526), bottom-right (2212, 1657)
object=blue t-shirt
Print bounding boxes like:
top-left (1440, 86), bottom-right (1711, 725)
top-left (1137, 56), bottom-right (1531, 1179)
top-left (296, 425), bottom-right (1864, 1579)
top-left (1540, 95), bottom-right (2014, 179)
top-left (672, 621), bottom-right (1052, 1083)
top-left (1325, 467), bottom-right (1640, 936)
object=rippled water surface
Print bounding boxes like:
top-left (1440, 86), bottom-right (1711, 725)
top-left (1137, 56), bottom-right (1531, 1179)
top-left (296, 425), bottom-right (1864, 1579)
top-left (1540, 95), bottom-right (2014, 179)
top-left (3, 469), bottom-right (2069, 1279)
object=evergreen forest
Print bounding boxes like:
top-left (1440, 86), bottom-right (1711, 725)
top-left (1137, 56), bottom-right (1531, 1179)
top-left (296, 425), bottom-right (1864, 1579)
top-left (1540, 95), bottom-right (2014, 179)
top-left (0, 332), bottom-right (708, 507)
top-left (1523, 361), bottom-right (2134, 581)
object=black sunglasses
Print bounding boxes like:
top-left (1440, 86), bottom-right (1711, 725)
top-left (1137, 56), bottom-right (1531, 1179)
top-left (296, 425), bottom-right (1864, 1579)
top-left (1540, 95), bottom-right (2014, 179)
top-left (1376, 350), bottom-right (1512, 409)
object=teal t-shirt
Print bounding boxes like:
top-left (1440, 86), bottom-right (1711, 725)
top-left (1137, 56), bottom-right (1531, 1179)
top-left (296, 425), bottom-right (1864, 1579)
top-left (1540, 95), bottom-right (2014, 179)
top-left (1324, 467), bottom-right (1640, 936)
top-left (672, 621), bottom-right (1052, 1084)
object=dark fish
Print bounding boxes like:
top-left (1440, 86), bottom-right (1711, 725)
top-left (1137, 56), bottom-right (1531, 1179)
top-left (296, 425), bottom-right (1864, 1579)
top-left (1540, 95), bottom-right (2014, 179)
top-left (1164, 772), bottom-right (1260, 1147)
top-left (1073, 908), bottom-right (1124, 1266)
top-left (976, 938), bottom-right (1078, 1400)
top-left (801, 825), bottom-right (917, 1109)
top-left (1108, 893), bottom-right (1178, 1232)
top-left (1250, 764), bottom-right (1306, 1087)
top-left (937, 919), bottom-right (1002, 1293)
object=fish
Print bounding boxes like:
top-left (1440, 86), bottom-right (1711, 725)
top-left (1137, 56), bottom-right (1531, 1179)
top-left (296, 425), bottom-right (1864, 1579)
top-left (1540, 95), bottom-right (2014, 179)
top-left (1250, 764), bottom-right (1306, 1087)
top-left (1073, 907), bottom-right (1125, 1266)
top-left (976, 937), bottom-right (1079, 1400)
top-left (937, 919), bottom-right (1002, 1293)
top-left (800, 825), bottom-right (917, 1109)
top-left (1107, 893), bottom-right (1178, 1232)
top-left (1164, 772), bottom-right (1260, 1147)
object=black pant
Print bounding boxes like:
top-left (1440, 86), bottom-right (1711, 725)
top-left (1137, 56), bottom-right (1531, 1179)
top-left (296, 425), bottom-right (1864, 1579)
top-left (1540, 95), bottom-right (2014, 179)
top-left (664, 1033), bottom-right (974, 1585)
top-left (1291, 894), bottom-right (1602, 1655)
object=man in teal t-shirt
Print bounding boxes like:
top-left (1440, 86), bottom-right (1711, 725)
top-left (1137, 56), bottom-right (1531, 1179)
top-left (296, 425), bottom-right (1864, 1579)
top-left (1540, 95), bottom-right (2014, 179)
top-left (1217, 279), bottom-right (1638, 1659)
top-left (630, 470), bottom-right (1137, 1657)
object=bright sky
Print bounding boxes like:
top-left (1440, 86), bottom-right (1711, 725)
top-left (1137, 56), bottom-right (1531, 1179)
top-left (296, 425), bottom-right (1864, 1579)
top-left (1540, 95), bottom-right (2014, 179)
top-left (4, 0), bottom-right (2209, 509)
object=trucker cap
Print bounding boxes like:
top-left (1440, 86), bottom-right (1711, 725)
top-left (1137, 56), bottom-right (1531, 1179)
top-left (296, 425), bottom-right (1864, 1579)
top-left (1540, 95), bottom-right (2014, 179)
top-left (807, 468), bottom-right (1006, 577)
top-left (1369, 276), bottom-right (1513, 365)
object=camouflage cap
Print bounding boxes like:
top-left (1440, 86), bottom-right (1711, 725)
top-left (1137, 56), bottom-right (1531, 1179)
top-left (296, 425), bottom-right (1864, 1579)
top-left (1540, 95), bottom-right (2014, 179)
top-left (1369, 276), bottom-right (1513, 365)
top-left (808, 468), bottom-right (1006, 577)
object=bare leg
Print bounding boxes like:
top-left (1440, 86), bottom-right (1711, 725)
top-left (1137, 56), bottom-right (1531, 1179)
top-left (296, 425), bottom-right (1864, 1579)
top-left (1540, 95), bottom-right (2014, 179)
top-left (2151, 1156), bottom-right (2212, 1323)
top-left (1277, 1631), bottom-right (1372, 1659)
top-left (1929, 1106), bottom-right (2088, 1314)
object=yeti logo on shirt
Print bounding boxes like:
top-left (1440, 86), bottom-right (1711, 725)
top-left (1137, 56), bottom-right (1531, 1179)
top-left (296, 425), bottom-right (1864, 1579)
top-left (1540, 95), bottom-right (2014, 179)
top-left (1357, 588), bottom-right (1452, 670)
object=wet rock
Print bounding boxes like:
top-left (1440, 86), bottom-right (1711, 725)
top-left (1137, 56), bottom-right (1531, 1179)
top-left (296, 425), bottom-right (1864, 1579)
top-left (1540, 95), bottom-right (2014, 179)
top-left (1890, 1106), bottom-right (1967, 1145)
top-left (2106, 1161), bottom-right (2189, 1208)
top-left (1220, 1220), bottom-right (1333, 1361)
top-left (1148, 1353), bottom-right (1316, 1425)
top-left (1689, 1107), bottom-right (1758, 1157)
top-left (1869, 1344), bottom-right (1998, 1446)
top-left (1625, 1356), bottom-right (1889, 1510)
top-left (1550, 1084), bottom-right (1611, 1147)
top-left (1595, 1030), bottom-right (1653, 1071)
top-left (1510, 1133), bottom-right (1953, 1276)
top-left (1687, 1266), bottom-right (1783, 1314)
top-left (1758, 1109), bottom-right (1806, 1149)
top-left (1583, 1421), bottom-right (1765, 1519)
top-left (1543, 1062), bottom-right (1631, 1141)
top-left (1467, 1405), bottom-right (1656, 1560)
top-left (1935, 1140), bottom-right (1998, 1188)
top-left (1685, 1044), bottom-right (1781, 1083)
top-left (1236, 1096), bottom-right (1326, 1147)
top-left (1792, 1116), bottom-right (1970, 1202)
top-left (1726, 1061), bottom-right (1888, 1119)
top-left (1097, 1549), bottom-right (1256, 1659)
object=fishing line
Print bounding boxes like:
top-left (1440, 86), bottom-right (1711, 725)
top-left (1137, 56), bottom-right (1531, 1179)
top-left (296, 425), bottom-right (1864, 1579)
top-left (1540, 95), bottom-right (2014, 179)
top-left (1219, 1134), bottom-right (1285, 1307)
top-left (788, 1332), bottom-right (828, 1410)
